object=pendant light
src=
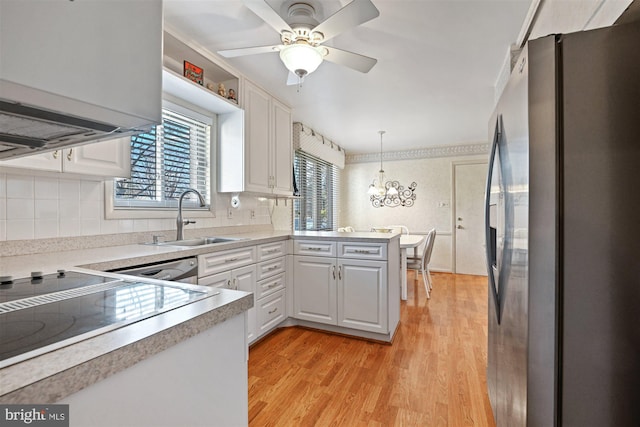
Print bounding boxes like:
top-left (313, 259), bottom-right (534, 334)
top-left (367, 131), bottom-right (398, 197)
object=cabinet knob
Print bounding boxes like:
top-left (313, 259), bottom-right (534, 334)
top-left (52, 150), bottom-right (59, 159)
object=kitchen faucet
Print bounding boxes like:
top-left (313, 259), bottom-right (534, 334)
top-left (176, 189), bottom-right (206, 241)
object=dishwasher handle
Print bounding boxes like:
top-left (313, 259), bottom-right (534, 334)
top-left (112, 257), bottom-right (198, 283)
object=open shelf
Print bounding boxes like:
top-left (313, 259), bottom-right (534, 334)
top-left (162, 68), bottom-right (240, 114)
top-left (163, 31), bottom-right (240, 113)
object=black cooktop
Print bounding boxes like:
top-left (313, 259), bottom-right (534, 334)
top-left (0, 270), bottom-right (117, 304)
top-left (0, 271), bottom-right (209, 367)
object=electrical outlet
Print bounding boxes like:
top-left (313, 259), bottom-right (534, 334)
top-left (227, 208), bottom-right (233, 219)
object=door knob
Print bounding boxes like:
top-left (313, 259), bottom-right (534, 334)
top-left (458, 217), bottom-right (463, 221)
top-left (457, 225), bottom-right (463, 229)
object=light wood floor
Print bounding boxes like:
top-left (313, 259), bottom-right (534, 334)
top-left (248, 271), bottom-right (495, 426)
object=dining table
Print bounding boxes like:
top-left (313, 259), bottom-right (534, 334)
top-left (399, 234), bottom-right (426, 300)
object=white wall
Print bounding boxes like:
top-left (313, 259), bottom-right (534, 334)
top-left (0, 171), bottom-right (273, 242)
top-left (341, 152), bottom-right (488, 272)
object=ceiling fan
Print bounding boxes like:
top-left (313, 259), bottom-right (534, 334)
top-left (218, 0), bottom-right (380, 84)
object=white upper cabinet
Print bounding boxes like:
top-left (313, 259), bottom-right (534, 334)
top-left (0, 137), bottom-right (131, 178)
top-left (219, 79), bottom-right (293, 196)
top-left (271, 98), bottom-right (293, 195)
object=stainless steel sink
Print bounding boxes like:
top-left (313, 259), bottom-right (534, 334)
top-left (146, 237), bottom-right (244, 247)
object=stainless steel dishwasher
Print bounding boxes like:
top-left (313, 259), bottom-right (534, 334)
top-left (111, 257), bottom-right (198, 284)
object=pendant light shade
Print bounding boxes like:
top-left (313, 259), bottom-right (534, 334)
top-left (279, 43), bottom-right (324, 78)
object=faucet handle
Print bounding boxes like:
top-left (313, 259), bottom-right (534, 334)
top-left (182, 219), bottom-right (196, 225)
top-left (152, 234), bottom-right (164, 244)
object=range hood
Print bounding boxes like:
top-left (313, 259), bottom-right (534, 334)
top-left (0, 99), bottom-right (150, 159)
top-left (0, 0), bottom-right (162, 160)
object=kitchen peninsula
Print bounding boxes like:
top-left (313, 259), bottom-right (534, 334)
top-left (0, 229), bottom-right (400, 426)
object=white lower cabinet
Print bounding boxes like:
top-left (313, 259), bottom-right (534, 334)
top-left (200, 264), bottom-right (258, 342)
top-left (293, 256), bottom-right (337, 325)
top-left (257, 289), bottom-right (286, 336)
top-left (198, 242), bottom-right (287, 344)
top-left (338, 259), bottom-right (388, 333)
top-left (293, 240), bottom-right (391, 335)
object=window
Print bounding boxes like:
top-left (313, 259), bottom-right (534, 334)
top-left (114, 102), bottom-right (211, 210)
top-left (293, 150), bottom-right (339, 231)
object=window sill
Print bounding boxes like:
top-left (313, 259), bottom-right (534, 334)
top-left (104, 181), bottom-right (216, 220)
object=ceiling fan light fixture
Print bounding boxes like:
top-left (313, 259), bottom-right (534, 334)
top-left (279, 43), bottom-right (324, 78)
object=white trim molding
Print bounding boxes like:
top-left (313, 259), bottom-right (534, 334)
top-left (346, 143), bottom-right (489, 164)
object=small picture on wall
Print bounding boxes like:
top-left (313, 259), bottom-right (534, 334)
top-left (183, 60), bottom-right (203, 85)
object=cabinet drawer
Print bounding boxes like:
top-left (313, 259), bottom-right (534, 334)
top-left (256, 256), bottom-right (286, 281)
top-left (257, 241), bottom-right (287, 261)
top-left (338, 242), bottom-right (388, 261)
top-left (256, 272), bottom-right (285, 299)
top-left (257, 289), bottom-right (285, 336)
top-left (293, 240), bottom-right (337, 257)
top-left (198, 246), bottom-right (256, 277)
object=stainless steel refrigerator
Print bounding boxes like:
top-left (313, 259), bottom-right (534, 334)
top-left (485, 21), bottom-right (640, 427)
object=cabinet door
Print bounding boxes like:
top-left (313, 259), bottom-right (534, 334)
top-left (293, 256), bottom-right (337, 325)
top-left (199, 270), bottom-right (233, 288)
top-left (64, 137), bottom-right (131, 177)
top-left (244, 80), bottom-right (271, 193)
top-left (271, 98), bottom-right (292, 195)
top-left (337, 259), bottom-right (388, 333)
top-left (0, 150), bottom-right (61, 172)
top-left (232, 264), bottom-right (257, 343)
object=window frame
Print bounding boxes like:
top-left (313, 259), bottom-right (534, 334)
top-left (105, 97), bottom-right (217, 220)
top-left (293, 150), bottom-right (339, 231)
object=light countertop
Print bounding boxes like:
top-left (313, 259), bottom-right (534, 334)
top-left (0, 229), bottom-right (400, 403)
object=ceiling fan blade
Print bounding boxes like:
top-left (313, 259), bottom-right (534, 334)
top-left (322, 46), bottom-right (377, 73)
top-left (311, 0), bottom-right (380, 42)
top-left (218, 45), bottom-right (283, 58)
top-left (242, 0), bottom-right (293, 34)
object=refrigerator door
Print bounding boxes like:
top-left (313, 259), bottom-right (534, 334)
top-left (486, 45), bottom-right (530, 427)
top-left (559, 22), bottom-right (640, 427)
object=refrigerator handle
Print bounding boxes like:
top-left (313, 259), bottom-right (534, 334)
top-left (485, 115), bottom-right (502, 323)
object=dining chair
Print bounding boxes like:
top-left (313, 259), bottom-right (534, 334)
top-left (388, 225), bottom-right (409, 234)
top-left (407, 228), bottom-right (436, 298)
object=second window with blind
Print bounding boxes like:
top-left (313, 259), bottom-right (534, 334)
top-left (293, 150), bottom-right (339, 231)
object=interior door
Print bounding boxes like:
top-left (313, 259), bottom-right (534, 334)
top-left (454, 161), bottom-right (488, 275)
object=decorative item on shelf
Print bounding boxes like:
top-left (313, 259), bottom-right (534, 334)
top-left (206, 82), bottom-right (216, 91)
top-left (227, 88), bottom-right (237, 103)
top-left (367, 130), bottom-right (417, 208)
top-left (183, 60), bottom-right (203, 85)
top-left (217, 83), bottom-right (226, 97)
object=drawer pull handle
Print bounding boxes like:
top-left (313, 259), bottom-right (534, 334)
top-left (307, 247), bottom-right (323, 251)
top-left (268, 307), bottom-right (278, 314)
top-left (355, 250), bottom-right (372, 254)
top-left (266, 249), bottom-right (279, 254)
top-left (266, 265), bottom-right (279, 271)
top-left (225, 257), bottom-right (239, 263)
top-left (267, 282), bottom-right (279, 288)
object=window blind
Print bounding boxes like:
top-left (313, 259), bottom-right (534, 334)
top-left (293, 150), bottom-right (339, 231)
top-left (114, 106), bottom-right (211, 209)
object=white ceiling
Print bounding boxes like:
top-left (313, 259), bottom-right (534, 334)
top-left (163, 0), bottom-right (532, 154)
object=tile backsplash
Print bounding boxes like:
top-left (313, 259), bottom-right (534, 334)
top-left (0, 172), bottom-right (274, 242)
